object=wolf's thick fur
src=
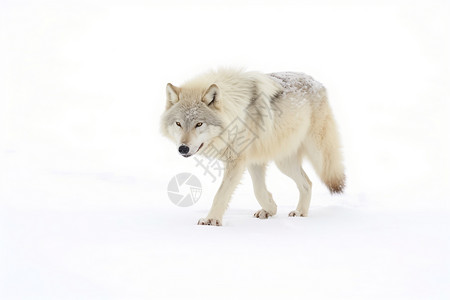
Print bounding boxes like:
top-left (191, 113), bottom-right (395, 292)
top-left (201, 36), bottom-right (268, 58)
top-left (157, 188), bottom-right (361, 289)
top-left (161, 69), bottom-right (345, 226)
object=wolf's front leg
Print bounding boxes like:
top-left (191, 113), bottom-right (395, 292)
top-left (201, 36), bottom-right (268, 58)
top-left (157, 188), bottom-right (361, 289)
top-left (198, 159), bottom-right (246, 226)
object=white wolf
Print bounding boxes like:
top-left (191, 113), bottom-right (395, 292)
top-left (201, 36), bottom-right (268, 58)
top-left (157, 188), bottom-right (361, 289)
top-left (161, 69), bottom-right (345, 226)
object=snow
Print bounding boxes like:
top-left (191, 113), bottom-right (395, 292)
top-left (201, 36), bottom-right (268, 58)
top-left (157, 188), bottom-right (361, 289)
top-left (1, 1), bottom-right (450, 299)
top-left (269, 72), bottom-right (324, 95)
top-left (184, 104), bottom-right (202, 121)
top-left (1, 205), bottom-right (449, 299)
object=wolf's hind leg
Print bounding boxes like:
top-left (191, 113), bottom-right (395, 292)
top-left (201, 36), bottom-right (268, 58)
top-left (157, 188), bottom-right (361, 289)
top-left (248, 163), bottom-right (277, 219)
top-left (275, 153), bottom-right (312, 217)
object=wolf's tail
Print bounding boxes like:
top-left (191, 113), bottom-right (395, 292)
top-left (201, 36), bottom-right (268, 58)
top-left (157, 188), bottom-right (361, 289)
top-left (304, 98), bottom-right (345, 194)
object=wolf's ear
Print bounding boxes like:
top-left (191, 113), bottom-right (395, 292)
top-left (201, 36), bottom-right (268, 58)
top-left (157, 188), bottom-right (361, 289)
top-left (166, 83), bottom-right (180, 109)
top-left (202, 84), bottom-right (220, 109)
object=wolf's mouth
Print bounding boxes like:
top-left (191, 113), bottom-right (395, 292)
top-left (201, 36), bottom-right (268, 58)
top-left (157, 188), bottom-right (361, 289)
top-left (181, 143), bottom-right (204, 158)
top-left (195, 143), bottom-right (204, 154)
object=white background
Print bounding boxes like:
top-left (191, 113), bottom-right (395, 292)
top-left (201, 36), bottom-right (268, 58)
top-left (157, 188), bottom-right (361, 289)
top-left (1, 0), bottom-right (449, 299)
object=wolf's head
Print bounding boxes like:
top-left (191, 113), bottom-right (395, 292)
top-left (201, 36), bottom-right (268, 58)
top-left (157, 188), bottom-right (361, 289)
top-left (160, 83), bottom-right (224, 158)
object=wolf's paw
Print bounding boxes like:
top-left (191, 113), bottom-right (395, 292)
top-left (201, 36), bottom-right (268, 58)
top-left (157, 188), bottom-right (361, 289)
top-left (288, 210), bottom-right (307, 217)
top-left (197, 218), bottom-right (222, 226)
top-left (253, 209), bottom-right (272, 219)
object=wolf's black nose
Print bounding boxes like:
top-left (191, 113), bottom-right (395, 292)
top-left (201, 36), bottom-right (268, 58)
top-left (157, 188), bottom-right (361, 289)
top-left (178, 145), bottom-right (190, 155)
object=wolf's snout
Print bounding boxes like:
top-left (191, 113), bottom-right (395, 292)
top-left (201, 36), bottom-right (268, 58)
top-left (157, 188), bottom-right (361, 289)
top-left (178, 145), bottom-right (190, 155)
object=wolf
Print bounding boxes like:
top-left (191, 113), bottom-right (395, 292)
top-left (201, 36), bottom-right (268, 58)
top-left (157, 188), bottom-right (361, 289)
top-left (161, 69), bottom-right (345, 226)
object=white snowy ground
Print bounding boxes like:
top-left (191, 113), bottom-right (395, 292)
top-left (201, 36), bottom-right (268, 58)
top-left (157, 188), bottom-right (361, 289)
top-left (1, 1), bottom-right (449, 299)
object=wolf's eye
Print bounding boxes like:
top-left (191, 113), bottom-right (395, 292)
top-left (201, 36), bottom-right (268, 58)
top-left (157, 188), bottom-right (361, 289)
top-left (196, 122), bottom-right (203, 128)
top-left (176, 122), bottom-right (182, 127)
